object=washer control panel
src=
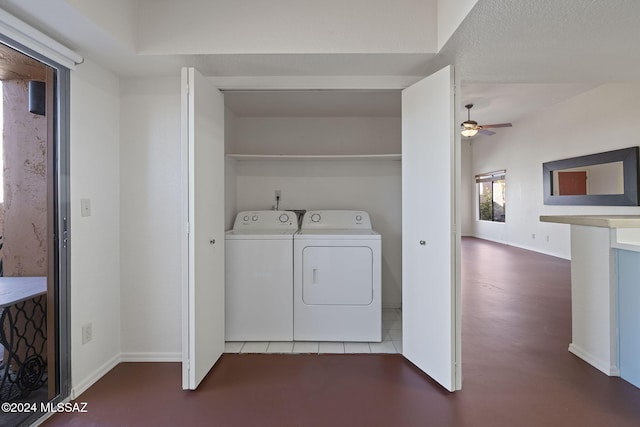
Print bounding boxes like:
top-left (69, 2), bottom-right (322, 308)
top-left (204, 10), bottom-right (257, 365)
top-left (232, 210), bottom-right (298, 230)
top-left (301, 210), bottom-right (372, 230)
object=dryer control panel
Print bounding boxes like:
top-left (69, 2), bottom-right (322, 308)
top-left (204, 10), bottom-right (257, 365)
top-left (301, 210), bottom-right (372, 230)
top-left (232, 210), bottom-right (298, 230)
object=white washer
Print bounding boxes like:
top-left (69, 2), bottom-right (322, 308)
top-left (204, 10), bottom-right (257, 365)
top-left (294, 210), bottom-right (381, 342)
top-left (225, 210), bottom-right (298, 341)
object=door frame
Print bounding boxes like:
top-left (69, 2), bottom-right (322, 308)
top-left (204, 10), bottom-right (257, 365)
top-left (188, 69), bottom-right (461, 391)
top-left (0, 34), bottom-right (72, 412)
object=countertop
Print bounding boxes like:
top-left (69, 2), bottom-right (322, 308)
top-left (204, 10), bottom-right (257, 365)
top-left (540, 215), bottom-right (640, 228)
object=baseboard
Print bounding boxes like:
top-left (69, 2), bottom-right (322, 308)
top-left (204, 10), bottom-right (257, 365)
top-left (71, 353), bottom-right (121, 399)
top-left (468, 235), bottom-right (570, 260)
top-left (507, 241), bottom-right (570, 260)
top-left (120, 352), bottom-right (181, 362)
top-left (70, 352), bottom-right (182, 400)
top-left (568, 343), bottom-right (619, 376)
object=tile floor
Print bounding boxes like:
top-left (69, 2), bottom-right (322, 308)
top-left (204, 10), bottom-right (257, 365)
top-left (224, 308), bottom-right (402, 354)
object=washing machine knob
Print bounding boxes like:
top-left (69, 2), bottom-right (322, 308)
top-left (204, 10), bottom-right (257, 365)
top-left (252, 215), bottom-right (258, 221)
top-left (356, 215), bottom-right (362, 221)
top-left (279, 213), bottom-right (289, 223)
top-left (243, 215), bottom-right (250, 221)
top-left (311, 213), bottom-right (321, 223)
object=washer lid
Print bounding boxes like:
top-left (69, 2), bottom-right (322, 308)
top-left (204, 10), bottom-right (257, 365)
top-left (232, 210), bottom-right (298, 231)
top-left (226, 229), bottom-right (297, 240)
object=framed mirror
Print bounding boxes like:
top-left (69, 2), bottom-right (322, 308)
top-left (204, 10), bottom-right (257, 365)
top-left (543, 146), bottom-right (640, 205)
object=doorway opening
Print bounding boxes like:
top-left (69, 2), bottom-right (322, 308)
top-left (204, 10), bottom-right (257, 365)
top-left (222, 90), bottom-right (403, 355)
top-left (0, 38), bottom-right (70, 426)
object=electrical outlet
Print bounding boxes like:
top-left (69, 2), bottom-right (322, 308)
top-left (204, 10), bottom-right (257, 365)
top-left (82, 323), bottom-right (93, 344)
top-left (545, 235), bottom-right (550, 242)
top-left (81, 198), bottom-right (91, 217)
top-left (532, 233), bottom-right (536, 239)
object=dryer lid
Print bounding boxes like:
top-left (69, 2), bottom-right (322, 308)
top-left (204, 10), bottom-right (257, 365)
top-left (301, 210), bottom-right (373, 230)
top-left (295, 229), bottom-right (380, 239)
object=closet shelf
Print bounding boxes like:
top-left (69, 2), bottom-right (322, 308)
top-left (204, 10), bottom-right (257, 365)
top-left (226, 154), bottom-right (401, 161)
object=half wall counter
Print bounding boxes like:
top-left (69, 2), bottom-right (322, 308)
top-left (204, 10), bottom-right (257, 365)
top-left (540, 215), bottom-right (640, 389)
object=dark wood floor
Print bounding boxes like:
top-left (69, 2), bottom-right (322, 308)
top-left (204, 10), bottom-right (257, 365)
top-left (43, 238), bottom-right (640, 427)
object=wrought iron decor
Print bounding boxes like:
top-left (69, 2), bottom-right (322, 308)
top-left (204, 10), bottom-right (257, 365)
top-left (0, 295), bottom-right (47, 402)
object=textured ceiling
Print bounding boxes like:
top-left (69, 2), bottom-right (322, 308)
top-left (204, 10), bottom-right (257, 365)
top-left (437, 0), bottom-right (640, 84)
top-left (459, 83), bottom-right (599, 129)
top-left (2, 0), bottom-right (640, 126)
top-left (3, 0), bottom-right (640, 84)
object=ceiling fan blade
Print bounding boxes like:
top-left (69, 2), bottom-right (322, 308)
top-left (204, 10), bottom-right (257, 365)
top-left (478, 129), bottom-right (496, 136)
top-left (480, 123), bottom-right (512, 129)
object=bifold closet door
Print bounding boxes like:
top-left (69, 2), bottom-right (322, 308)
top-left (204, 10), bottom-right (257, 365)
top-left (401, 65), bottom-right (461, 392)
top-left (181, 67), bottom-right (225, 390)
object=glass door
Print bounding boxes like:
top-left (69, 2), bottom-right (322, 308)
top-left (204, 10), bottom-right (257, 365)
top-left (0, 38), bottom-right (71, 425)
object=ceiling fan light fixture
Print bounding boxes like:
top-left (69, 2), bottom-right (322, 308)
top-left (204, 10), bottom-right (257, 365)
top-left (461, 120), bottom-right (479, 137)
top-left (461, 127), bottom-right (478, 137)
top-left (460, 103), bottom-right (511, 138)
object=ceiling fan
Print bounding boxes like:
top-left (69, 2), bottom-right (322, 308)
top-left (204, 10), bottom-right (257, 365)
top-left (461, 104), bottom-right (512, 137)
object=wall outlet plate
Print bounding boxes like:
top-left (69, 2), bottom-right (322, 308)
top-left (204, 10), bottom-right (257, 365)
top-left (82, 323), bottom-right (93, 344)
top-left (81, 198), bottom-right (91, 217)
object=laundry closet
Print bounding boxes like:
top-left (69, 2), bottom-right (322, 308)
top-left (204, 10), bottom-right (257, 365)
top-left (222, 90), bottom-right (403, 311)
top-left (182, 66), bottom-right (459, 392)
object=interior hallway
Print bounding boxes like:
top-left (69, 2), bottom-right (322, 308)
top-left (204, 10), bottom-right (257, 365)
top-left (42, 238), bottom-right (640, 426)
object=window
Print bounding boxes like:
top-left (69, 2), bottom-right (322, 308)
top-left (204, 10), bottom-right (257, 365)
top-left (476, 170), bottom-right (506, 222)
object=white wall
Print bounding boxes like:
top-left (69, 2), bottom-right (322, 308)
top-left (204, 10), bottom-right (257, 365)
top-left (66, 0), bottom-right (136, 49)
top-left (70, 59), bottom-right (122, 396)
top-left (460, 139), bottom-right (473, 235)
top-left (233, 117), bottom-right (401, 155)
top-left (470, 84), bottom-right (640, 259)
top-left (119, 76), bottom-right (182, 361)
top-left (136, 0), bottom-right (437, 55)
top-left (229, 115), bottom-right (402, 308)
top-left (437, 0), bottom-right (478, 50)
top-left (224, 107), bottom-right (238, 230)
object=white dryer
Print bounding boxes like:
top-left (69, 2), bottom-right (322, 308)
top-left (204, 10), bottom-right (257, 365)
top-left (225, 210), bottom-right (298, 341)
top-left (294, 210), bottom-right (381, 342)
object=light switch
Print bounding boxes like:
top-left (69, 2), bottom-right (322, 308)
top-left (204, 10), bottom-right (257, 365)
top-left (81, 198), bottom-right (91, 217)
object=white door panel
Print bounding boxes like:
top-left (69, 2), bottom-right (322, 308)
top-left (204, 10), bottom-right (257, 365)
top-left (402, 65), bottom-right (460, 391)
top-left (225, 239), bottom-right (293, 341)
top-left (181, 67), bottom-right (225, 390)
top-left (302, 246), bottom-right (373, 305)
